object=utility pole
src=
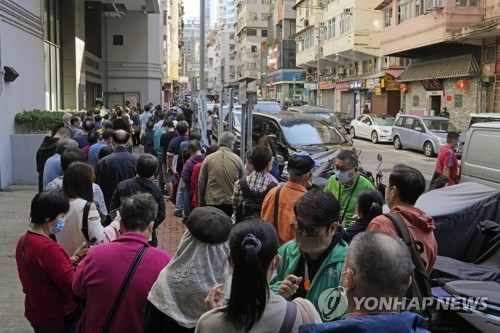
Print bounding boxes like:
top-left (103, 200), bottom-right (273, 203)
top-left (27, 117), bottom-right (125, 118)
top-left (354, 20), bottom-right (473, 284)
top-left (316, 27), bottom-right (321, 106)
top-left (199, 0), bottom-right (207, 145)
top-left (218, 59), bottom-right (224, 140)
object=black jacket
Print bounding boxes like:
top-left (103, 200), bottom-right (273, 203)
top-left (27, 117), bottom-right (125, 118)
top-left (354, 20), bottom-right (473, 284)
top-left (109, 177), bottom-right (165, 228)
top-left (36, 136), bottom-right (59, 192)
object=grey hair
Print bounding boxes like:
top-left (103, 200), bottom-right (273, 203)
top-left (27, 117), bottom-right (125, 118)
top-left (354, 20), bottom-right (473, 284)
top-left (56, 138), bottom-right (79, 154)
top-left (347, 232), bottom-right (412, 299)
top-left (120, 193), bottom-right (158, 231)
top-left (63, 112), bottom-right (73, 122)
top-left (218, 131), bottom-right (237, 148)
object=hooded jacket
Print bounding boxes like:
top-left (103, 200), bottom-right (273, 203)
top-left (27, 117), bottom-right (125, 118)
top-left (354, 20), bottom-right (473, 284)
top-left (367, 206), bottom-right (437, 275)
top-left (299, 311), bottom-right (430, 333)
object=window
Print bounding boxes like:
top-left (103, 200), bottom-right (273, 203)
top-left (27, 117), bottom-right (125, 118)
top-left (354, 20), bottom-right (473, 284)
top-left (413, 120), bottom-right (424, 131)
top-left (415, 0), bottom-right (425, 16)
top-left (251, 45), bottom-right (257, 53)
top-left (456, 0), bottom-right (480, 7)
top-left (303, 29), bottom-right (315, 49)
top-left (113, 35), bottom-right (123, 45)
top-left (339, 13), bottom-right (352, 35)
top-left (261, 29), bottom-right (268, 38)
top-left (454, 94), bottom-right (463, 108)
top-left (486, 45), bottom-right (496, 62)
top-left (397, 0), bottom-right (412, 23)
top-left (413, 95), bottom-right (420, 107)
top-left (384, 8), bottom-right (393, 27)
top-left (403, 117), bottom-right (415, 129)
top-left (44, 0), bottom-right (62, 110)
top-left (247, 28), bottom-right (257, 36)
top-left (327, 18), bottom-right (336, 39)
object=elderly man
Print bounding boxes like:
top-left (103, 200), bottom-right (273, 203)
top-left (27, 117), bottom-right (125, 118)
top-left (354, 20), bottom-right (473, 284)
top-left (368, 164), bottom-right (437, 275)
top-left (73, 193), bottom-right (172, 333)
top-left (95, 130), bottom-right (138, 209)
top-left (42, 138), bottom-right (78, 190)
top-left (299, 232), bottom-right (430, 332)
top-left (324, 150), bottom-right (375, 227)
top-left (271, 189), bottom-right (348, 322)
top-left (198, 131), bottom-right (245, 216)
top-left (261, 152), bottom-right (318, 245)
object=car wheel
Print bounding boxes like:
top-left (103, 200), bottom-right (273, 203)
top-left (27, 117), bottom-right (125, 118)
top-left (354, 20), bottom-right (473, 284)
top-left (350, 127), bottom-right (356, 138)
top-left (393, 136), bottom-right (402, 150)
top-left (371, 131), bottom-right (379, 144)
top-left (424, 142), bottom-right (435, 157)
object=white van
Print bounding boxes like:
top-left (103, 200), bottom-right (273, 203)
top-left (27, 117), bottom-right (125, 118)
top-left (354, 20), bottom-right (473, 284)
top-left (461, 122), bottom-right (500, 189)
top-left (469, 113), bottom-right (500, 129)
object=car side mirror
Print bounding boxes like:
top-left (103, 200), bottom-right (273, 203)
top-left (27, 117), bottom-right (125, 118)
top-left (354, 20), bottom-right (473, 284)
top-left (415, 127), bottom-right (423, 132)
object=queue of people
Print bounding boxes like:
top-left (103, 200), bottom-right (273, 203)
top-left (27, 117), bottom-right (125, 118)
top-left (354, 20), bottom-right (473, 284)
top-left (25, 103), bottom-right (439, 333)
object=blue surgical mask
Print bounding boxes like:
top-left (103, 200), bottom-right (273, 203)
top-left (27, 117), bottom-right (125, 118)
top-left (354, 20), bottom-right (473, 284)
top-left (50, 218), bottom-right (66, 234)
top-left (335, 170), bottom-right (351, 184)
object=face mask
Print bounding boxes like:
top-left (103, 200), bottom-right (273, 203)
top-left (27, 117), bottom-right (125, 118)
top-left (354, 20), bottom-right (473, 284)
top-left (50, 218), bottom-right (66, 234)
top-left (335, 170), bottom-right (352, 184)
top-left (296, 229), bottom-right (331, 254)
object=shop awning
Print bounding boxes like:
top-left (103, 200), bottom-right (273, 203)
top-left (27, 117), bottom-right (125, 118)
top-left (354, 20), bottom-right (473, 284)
top-left (367, 69), bottom-right (405, 79)
top-left (397, 55), bottom-right (480, 82)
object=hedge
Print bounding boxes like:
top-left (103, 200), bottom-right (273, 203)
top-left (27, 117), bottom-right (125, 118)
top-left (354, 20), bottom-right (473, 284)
top-left (15, 109), bottom-right (87, 134)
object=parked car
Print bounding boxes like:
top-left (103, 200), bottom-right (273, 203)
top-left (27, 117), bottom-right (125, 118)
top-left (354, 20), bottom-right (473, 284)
top-left (350, 114), bottom-right (395, 144)
top-left (254, 101), bottom-right (281, 112)
top-left (468, 113), bottom-right (500, 129)
top-left (283, 100), bottom-right (306, 110)
top-left (461, 121), bottom-right (500, 189)
top-left (334, 112), bottom-right (353, 133)
top-left (391, 115), bottom-right (466, 157)
top-left (212, 104), bottom-right (243, 139)
top-left (286, 105), bottom-right (352, 144)
top-left (221, 111), bottom-right (353, 156)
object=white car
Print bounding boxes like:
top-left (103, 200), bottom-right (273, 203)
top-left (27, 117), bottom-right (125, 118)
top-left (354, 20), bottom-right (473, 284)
top-left (350, 114), bottom-right (395, 143)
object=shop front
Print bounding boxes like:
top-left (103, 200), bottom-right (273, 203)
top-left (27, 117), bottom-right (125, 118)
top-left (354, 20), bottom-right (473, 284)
top-left (319, 81), bottom-right (335, 110)
top-left (366, 72), bottom-right (402, 117)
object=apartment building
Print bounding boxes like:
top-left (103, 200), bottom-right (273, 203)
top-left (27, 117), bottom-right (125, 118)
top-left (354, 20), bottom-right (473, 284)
top-left (0, 0), bottom-right (163, 188)
top-left (163, 0), bottom-right (183, 104)
top-left (214, 25), bottom-right (237, 89)
top-left (206, 28), bottom-right (219, 93)
top-left (295, 0), bottom-right (388, 116)
top-left (263, 0), bottom-right (304, 104)
top-left (377, 0), bottom-right (486, 130)
top-left (235, 0), bottom-right (271, 98)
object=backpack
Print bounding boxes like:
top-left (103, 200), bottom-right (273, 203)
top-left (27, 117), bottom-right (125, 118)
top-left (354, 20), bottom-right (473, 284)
top-left (385, 213), bottom-right (433, 322)
top-left (235, 177), bottom-right (277, 223)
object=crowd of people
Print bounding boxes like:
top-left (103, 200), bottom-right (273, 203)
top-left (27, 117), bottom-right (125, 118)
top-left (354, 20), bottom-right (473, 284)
top-left (20, 101), bottom-right (439, 332)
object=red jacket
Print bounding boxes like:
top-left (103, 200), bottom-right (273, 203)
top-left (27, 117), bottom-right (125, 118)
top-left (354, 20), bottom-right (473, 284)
top-left (16, 232), bottom-right (79, 330)
top-left (72, 233), bottom-right (172, 333)
top-left (367, 206), bottom-right (437, 275)
top-left (191, 162), bottom-right (203, 208)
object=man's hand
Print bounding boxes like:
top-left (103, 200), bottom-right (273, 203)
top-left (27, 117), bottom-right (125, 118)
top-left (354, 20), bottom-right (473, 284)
top-left (278, 275), bottom-right (303, 299)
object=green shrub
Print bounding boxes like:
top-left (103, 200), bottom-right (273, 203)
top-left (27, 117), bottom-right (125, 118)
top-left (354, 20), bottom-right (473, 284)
top-left (15, 109), bottom-right (86, 134)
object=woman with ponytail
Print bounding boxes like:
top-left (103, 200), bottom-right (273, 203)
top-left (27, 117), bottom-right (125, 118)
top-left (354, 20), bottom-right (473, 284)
top-left (345, 189), bottom-right (384, 242)
top-left (196, 219), bottom-right (320, 333)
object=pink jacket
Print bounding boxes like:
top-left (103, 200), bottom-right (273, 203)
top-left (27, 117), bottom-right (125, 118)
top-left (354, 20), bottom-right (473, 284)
top-left (72, 233), bottom-right (172, 333)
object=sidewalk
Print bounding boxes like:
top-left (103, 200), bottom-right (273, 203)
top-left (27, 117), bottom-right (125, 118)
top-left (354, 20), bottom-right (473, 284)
top-left (0, 185), bottom-right (184, 332)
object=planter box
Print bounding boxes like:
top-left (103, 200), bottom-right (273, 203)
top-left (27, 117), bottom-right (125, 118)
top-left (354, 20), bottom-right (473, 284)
top-left (10, 134), bottom-right (47, 185)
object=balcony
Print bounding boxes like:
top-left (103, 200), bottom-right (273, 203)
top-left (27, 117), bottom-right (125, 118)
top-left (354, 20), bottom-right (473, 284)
top-left (378, 1), bottom-right (484, 57)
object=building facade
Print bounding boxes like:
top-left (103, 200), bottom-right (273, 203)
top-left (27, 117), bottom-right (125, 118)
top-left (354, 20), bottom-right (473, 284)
top-left (377, 0), bottom-right (487, 130)
top-left (163, 0), bottom-right (183, 104)
top-left (0, 0), bottom-right (163, 189)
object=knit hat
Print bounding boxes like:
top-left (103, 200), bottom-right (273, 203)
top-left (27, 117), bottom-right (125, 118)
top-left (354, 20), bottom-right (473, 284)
top-left (186, 207), bottom-right (232, 244)
top-left (287, 152), bottom-right (319, 176)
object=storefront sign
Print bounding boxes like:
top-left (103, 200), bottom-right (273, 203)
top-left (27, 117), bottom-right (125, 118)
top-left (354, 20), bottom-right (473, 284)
top-left (335, 82), bottom-right (349, 90)
top-left (366, 78), bottom-right (381, 90)
top-left (319, 81), bottom-right (334, 90)
top-left (349, 81), bottom-right (364, 90)
top-left (304, 83), bottom-right (317, 90)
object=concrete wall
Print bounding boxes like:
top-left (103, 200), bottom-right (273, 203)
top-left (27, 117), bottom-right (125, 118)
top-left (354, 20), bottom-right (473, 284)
top-left (105, 11), bottom-right (163, 106)
top-left (0, 1), bottom-right (45, 189)
top-left (10, 134), bottom-right (46, 185)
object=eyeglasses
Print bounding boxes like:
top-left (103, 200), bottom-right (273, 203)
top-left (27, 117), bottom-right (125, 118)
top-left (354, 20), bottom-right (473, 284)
top-left (290, 221), bottom-right (324, 237)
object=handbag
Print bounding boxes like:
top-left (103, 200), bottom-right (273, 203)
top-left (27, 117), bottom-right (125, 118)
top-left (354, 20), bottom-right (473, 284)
top-left (102, 245), bottom-right (148, 333)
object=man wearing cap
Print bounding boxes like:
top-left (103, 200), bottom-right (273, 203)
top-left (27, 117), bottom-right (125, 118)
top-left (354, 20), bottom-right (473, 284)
top-left (261, 152), bottom-right (318, 245)
top-left (324, 150), bottom-right (375, 227)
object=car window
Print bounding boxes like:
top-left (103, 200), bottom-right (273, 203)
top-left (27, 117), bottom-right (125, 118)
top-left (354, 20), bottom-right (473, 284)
top-left (413, 120), bottom-right (424, 131)
top-left (423, 119), bottom-right (460, 133)
top-left (357, 116), bottom-right (365, 121)
top-left (255, 103), bottom-right (281, 112)
top-left (279, 118), bottom-right (345, 146)
top-left (362, 117), bottom-right (372, 125)
top-left (395, 117), bottom-right (404, 127)
top-left (403, 117), bottom-right (415, 129)
top-left (372, 115), bottom-right (395, 126)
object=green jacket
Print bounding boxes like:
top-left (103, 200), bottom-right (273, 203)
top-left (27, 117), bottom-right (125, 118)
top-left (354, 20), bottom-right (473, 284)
top-left (324, 174), bottom-right (375, 227)
top-left (270, 239), bottom-right (349, 322)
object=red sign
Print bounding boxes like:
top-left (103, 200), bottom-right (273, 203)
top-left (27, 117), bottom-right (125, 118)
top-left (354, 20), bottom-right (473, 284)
top-left (335, 82), bottom-right (349, 91)
top-left (269, 82), bottom-right (275, 91)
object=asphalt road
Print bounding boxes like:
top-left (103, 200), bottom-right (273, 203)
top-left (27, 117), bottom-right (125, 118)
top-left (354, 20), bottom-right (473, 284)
top-left (350, 137), bottom-right (437, 184)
